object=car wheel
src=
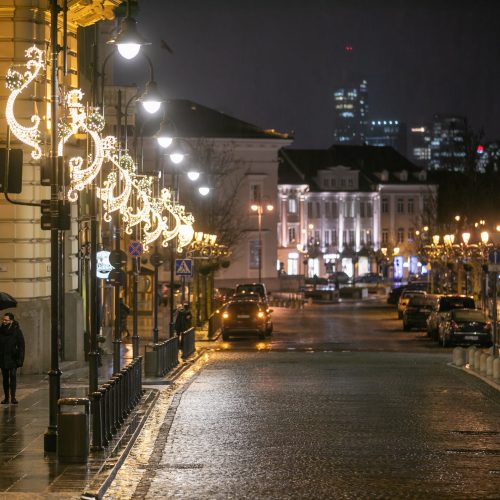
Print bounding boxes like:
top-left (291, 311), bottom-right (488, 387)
top-left (258, 332), bottom-right (266, 340)
top-left (403, 322), bottom-right (410, 332)
top-left (398, 311), bottom-right (403, 319)
top-left (222, 331), bottom-right (229, 341)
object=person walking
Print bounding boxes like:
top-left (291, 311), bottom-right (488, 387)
top-left (0, 312), bottom-right (25, 404)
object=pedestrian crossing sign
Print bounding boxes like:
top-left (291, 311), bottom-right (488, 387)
top-left (175, 259), bottom-right (193, 276)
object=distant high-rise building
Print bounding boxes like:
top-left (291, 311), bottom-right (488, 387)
top-left (408, 125), bottom-right (431, 166)
top-left (333, 79), bottom-right (368, 145)
top-left (429, 115), bottom-right (467, 171)
top-left (365, 120), bottom-right (407, 156)
top-left (476, 142), bottom-right (500, 173)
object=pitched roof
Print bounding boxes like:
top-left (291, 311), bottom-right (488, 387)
top-left (142, 99), bottom-right (290, 140)
top-left (279, 145), bottom-right (426, 191)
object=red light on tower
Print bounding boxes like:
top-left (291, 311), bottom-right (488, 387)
top-left (345, 45), bottom-right (353, 52)
top-left (477, 145), bottom-right (484, 154)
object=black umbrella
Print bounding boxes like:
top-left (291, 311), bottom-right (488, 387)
top-left (0, 292), bottom-right (17, 311)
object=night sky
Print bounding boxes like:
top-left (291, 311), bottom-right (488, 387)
top-left (115, 0), bottom-right (500, 149)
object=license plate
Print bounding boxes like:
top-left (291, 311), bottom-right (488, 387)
top-left (465, 335), bottom-right (477, 340)
top-left (237, 314), bottom-right (250, 319)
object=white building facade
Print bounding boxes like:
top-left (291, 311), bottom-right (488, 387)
top-left (277, 146), bottom-right (438, 281)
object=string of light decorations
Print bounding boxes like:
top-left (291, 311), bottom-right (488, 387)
top-left (3, 45), bottom-right (195, 250)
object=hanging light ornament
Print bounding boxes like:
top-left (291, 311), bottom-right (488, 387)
top-left (60, 90), bottom-right (106, 200)
top-left (5, 46), bottom-right (44, 159)
top-left (96, 139), bottom-right (134, 219)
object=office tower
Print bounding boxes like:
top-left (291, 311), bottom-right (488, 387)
top-left (365, 120), bottom-right (407, 156)
top-left (408, 125), bottom-right (431, 166)
top-left (429, 115), bottom-right (467, 171)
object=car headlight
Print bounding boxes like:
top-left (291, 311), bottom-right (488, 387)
top-left (257, 311), bottom-right (265, 319)
top-left (222, 312), bottom-right (229, 319)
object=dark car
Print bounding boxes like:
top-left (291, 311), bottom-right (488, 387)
top-left (231, 292), bottom-right (273, 333)
top-left (438, 309), bottom-right (492, 347)
top-left (221, 300), bottom-right (271, 341)
top-left (402, 296), bottom-right (435, 331)
top-left (234, 283), bottom-right (269, 301)
top-left (327, 272), bottom-right (350, 287)
top-left (354, 272), bottom-right (383, 284)
top-left (387, 286), bottom-right (405, 305)
top-left (426, 295), bottom-right (475, 340)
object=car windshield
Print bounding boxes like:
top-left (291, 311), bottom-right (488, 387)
top-left (235, 284), bottom-right (265, 298)
top-left (453, 310), bottom-right (487, 322)
top-left (402, 291), bottom-right (425, 299)
top-left (440, 297), bottom-right (475, 311)
top-left (226, 302), bottom-right (259, 314)
top-left (408, 297), bottom-right (432, 307)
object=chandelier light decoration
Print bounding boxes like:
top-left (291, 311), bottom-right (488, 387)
top-left (5, 45), bottom-right (45, 159)
top-left (3, 46), bottom-right (195, 250)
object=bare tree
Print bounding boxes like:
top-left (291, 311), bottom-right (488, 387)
top-left (186, 139), bottom-right (249, 252)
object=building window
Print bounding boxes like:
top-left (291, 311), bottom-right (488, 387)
top-left (332, 202), bottom-right (338, 217)
top-left (349, 230), bottom-right (355, 244)
top-left (360, 201), bottom-right (365, 218)
top-left (315, 202), bottom-right (321, 218)
top-left (366, 202), bottom-right (373, 217)
top-left (332, 178), bottom-right (337, 188)
top-left (342, 230), bottom-right (347, 245)
top-left (332, 229), bottom-right (337, 244)
top-left (250, 184), bottom-right (262, 203)
top-left (345, 200), bottom-right (353, 218)
top-left (360, 230), bottom-right (365, 245)
top-left (314, 230), bottom-right (320, 244)
top-left (382, 230), bottom-right (388, 245)
top-left (348, 178), bottom-right (354, 188)
top-left (382, 198), bottom-right (389, 213)
top-left (408, 228), bottom-right (414, 241)
top-left (397, 228), bottom-right (404, 243)
top-left (324, 230), bottom-right (330, 246)
top-left (288, 226), bottom-right (296, 243)
top-left (249, 240), bottom-right (259, 269)
top-left (397, 198), bottom-right (404, 214)
top-left (323, 178), bottom-right (329, 188)
top-left (366, 229), bottom-right (372, 245)
top-left (288, 198), bottom-right (297, 214)
top-left (325, 202), bottom-right (331, 218)
top-left (341, 178), bottom-right (346, 188)
top-left (287, 254), bottom-right (298, 275)
top-left (307, 202), bottom-right (313, 218)
top-left (407, 198), bottom-right (414, 214)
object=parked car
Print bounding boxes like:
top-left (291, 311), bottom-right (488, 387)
top-left (426, 295), bottom-right (476, 340)
top-left (438, 308), bottom-right (492, 347)
top-left (327, 272), bottom-right (351, 287)
top-left (397, 290), bottom-right (426, 319)
top-left (354, 272), bottom-right (383, 284)
top-left (387, 286), bottom-right (405, 305)
top-left (402, 296), bottom-right (436, 331)
top-left (231, 292), bottom-right (273, 333)
top-left (221, 300), bottom-right (271, 340)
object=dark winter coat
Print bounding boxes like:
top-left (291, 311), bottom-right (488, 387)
top-left (0, 321), bottom-right (25, 369)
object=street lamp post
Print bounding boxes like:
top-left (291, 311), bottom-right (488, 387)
top-left (251, 201), bottom-right (274, 282)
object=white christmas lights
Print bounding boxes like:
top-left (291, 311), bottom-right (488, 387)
top-left (5, 46), bottom-right (45, 159)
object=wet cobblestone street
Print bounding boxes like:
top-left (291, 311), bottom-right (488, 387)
top-left (106, 347), bottom-right (500, 499)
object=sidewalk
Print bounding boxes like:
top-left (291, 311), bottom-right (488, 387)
top-left (0, 310), bottom-right (204, 498)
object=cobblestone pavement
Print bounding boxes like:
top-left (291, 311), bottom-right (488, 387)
top-left (106, 349), bottom-right (500, 499)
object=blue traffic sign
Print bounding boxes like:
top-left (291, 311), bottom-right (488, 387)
top-left (175, 259), bottom-right (193, 276)
top-left (489, 249), bottom-right (500, 265)
top-left (128, 240), bottom-right (143, 258)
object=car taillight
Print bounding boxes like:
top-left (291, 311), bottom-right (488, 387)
top-left (484, 321), bottom-right (492, 331)
top-left (222, 312), bottom-right (229, 319)
top-left (257, 311), bottom-right (265, 319)
top-left (450, 320), bottom-right (459, 331)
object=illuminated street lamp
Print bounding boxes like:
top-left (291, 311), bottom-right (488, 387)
top-left (107, 0), bottom-right (151, 60)
top-left (251, 201), bottom-right (274, 282)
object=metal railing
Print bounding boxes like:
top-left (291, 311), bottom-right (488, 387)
top-left (90, 357), bottom-right (143, 451)
top-left (144, 337), bottom-right (179, 377)
top-left (181, 327), bottom-right (196, 359)
top-left (208, 311), bottom-right (221, 338)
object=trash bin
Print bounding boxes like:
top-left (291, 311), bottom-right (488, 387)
top-left (57, 397), bottom-right (90, 463)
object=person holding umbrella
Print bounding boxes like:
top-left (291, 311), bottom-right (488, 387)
top-left (0, 312), bottom-right (25, 404)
